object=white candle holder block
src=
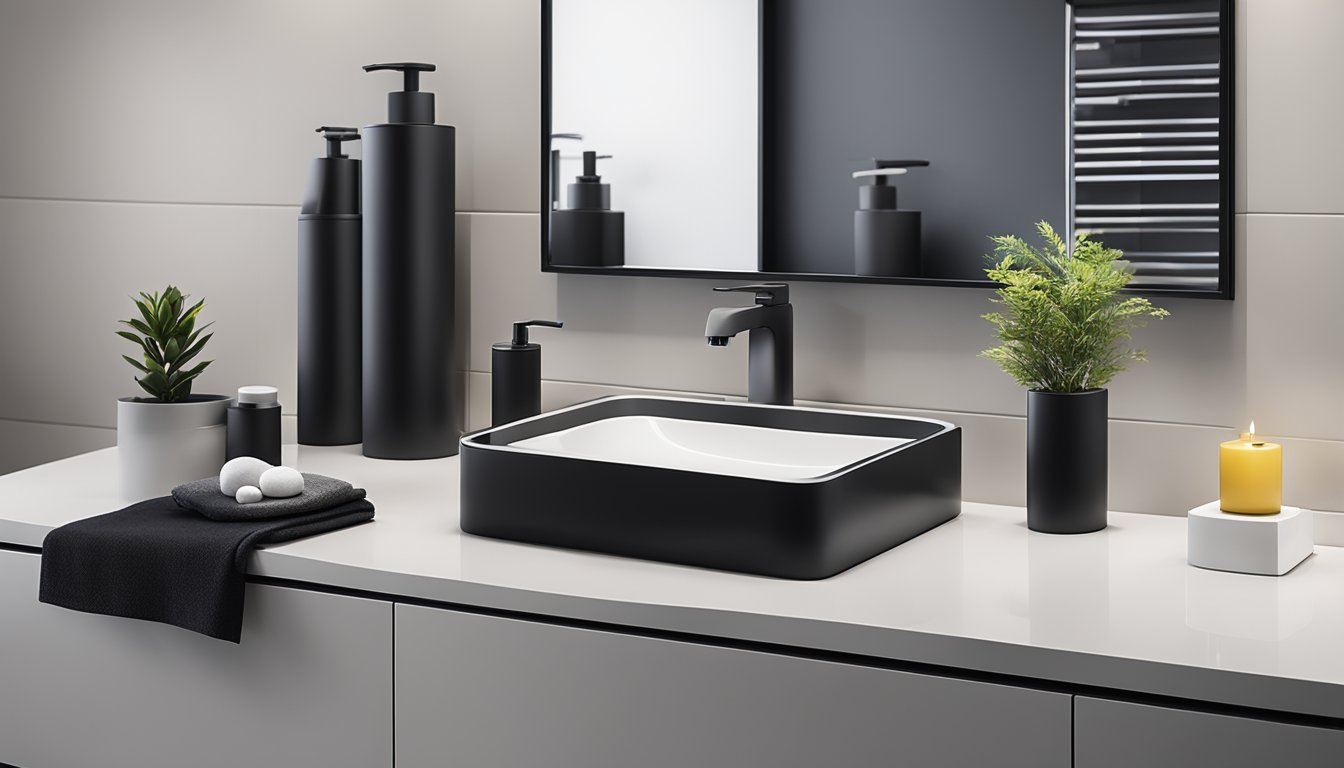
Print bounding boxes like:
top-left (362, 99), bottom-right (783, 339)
top-left (1187, 501), bottom-right (1313, 576)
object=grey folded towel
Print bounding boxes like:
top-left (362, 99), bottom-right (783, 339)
top-left (172, 473), bottom-right (367, 521)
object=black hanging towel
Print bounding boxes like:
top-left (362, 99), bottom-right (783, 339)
top-left (38, 496), bottom-right (374, 642)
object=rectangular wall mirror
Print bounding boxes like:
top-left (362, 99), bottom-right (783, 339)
top-left (541, 0), bottom-right (1234, 299)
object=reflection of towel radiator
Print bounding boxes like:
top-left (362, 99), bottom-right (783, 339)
top-left (1069, 0), bottom-right (1231, 295)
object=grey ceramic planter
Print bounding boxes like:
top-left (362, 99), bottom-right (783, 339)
top-left (117, 394), bottom-right (230, 502)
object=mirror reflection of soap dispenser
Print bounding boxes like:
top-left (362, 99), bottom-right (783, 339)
top-left (492, 320), bottom-right (563, 426)
top-left (550, 151), bottom-right (624, 268)
top-left (853, 159), bottom-right (928, 277)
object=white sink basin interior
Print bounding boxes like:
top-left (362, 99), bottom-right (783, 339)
top-left (508, 414), bottom-right (910, 481)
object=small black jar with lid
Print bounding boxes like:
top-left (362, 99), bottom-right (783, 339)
top-left (226, 385), bottom-right (283, 465)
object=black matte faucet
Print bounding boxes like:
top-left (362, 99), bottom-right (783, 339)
top-left (705, 284), bottom-right (794, 406)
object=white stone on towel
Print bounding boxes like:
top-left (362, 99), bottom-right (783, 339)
top-left (259, 466), bottom-right (305, 498)
top-left (219, 456), bottom-right (272, 496)
top-left (235, 485), bottom-right (263, 504)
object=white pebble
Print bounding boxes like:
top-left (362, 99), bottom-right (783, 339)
top-left (219, 456), bottom-right (272, 496)
top-left (259, 466), bottom-right (304, 498)
top-left (235, 485), bottom-right (263, 504)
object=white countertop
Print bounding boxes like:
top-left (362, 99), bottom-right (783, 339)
top-left (3, 445), bottom-right (1344, 719)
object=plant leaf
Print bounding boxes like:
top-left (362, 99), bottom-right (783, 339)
top-left (168, 333), bottom-right (213, 374)
top-left (980, 221), bottom-right (1168, 392)
top-left (135, 376), bottom-right (162, 400)
top-left (121, 355), bottom-right (150, 374)
top-left (119, 318), bottom-right (155, 338)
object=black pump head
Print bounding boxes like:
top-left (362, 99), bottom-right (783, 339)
top-left (363, 62), bottom-right (435, 91)
top-left (567, 151), bottom-right (614, 210)
top-left (853, 159), bottom-right (929, 210)
top-left (364, 62), bottom-right (438, 124)
top-left (316, 126), bottom-right (360, 158)
top-left (868, 159), bottom-right (929, 184)
top-left (512, 319), bottom-right (564, 346)
top-left (578, 150), bottom-right (614, 182)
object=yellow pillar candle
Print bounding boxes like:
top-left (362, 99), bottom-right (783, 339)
top-left (1219, 422), bottom-right (1282, 515)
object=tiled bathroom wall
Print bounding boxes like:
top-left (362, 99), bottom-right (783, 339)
top-left (2, 0), bottom-right (1341, 516)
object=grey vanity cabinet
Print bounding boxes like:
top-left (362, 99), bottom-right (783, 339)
top-left (0, 549), bottom-right (393, 768)
top-left (394, 604), bottom-right (1072, 768)
top-left (1074, 696), bottom-right (1344, 768)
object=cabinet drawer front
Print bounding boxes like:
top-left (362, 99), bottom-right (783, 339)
top-left (395, 604), bottom-right (1071, 768)
top-left (1075, 696), bottom-right (1344, 768)
top-left (0, 550), bottom-right (392, 768)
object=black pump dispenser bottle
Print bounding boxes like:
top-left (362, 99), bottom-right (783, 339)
top-left (491, 320), bottom-right (563, 426)
top-left (361, 62), bottom-right (459, 459)
top-left (298, 127), bottom-right (362, 445)
top-left (551, 151), bottom-right (624, 267)
top-left (853, 159), bottom-right (928, 277)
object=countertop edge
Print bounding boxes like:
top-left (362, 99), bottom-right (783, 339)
top-left (249, 549), bottom-right (1344, 722)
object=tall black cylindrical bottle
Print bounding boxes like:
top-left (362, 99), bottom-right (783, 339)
top-left (298, 127), bottom-right (362, 445)
top-left (361, 62), bottom-right (458, 459)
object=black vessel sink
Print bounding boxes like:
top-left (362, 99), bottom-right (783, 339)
top-left (459, 396), bottom-right (961, 579)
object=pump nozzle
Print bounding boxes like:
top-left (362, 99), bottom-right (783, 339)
top-left (512, 319), bottom-right (563, 346)
top-left (565, 152), bottom-right (614, 210)
top-left (363, 62), bottom-right (439, 124)
top-left (363, 62), bottom-right (436, 91)
top-left (852, 159), bottom-right (929, 210)
top-left (316, 126), bottom-right (360, 158)
top-left (578, 151), bottom-right (613, 182)
top-left (852, 159), bottom-right (930, 185)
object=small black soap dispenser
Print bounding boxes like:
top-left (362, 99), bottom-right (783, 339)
top-left (853, 159), bottom-right (929, 277)
top-left (298, 127), bottom-right (362, 446)
top-left (492, 320), bottom-right (563, 426)
top-left (550, 151), bottom-right (624, 267)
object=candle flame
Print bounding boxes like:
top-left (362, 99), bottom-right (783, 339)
top-left (1249, 420), bottom-right (1256, 436)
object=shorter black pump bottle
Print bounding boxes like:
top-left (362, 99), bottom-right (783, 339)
top-left (492, 320), bottom-right (563, 426)
top-left (550, 151), bottom-right (624, 267)
top-left (299, 127), bottom-right (362, 446)
top-left (853, 159), bottom-right (929, 277)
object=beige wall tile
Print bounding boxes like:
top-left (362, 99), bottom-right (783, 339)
top-left (1244, 213), bottom-right (1344, 441)
top-left (0, 198), bottom-right (298, 428)
top-left (1234, 0), bottom-right (1248, 215)
top-left (0, 0), bottom-right (538, 212)
top-left (1243, 0), bottom-right (1344, 214)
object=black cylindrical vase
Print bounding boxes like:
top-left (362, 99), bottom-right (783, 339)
top-left (1027, 389), bottom-right (1108, 534)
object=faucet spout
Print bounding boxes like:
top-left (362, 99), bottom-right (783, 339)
top-left (704, 285), bottom-right (793, 406)
top-left (705, 304), bottom-right (769, 340)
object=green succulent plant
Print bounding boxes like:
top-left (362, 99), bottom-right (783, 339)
top-left (981, 221), bottom-right (1169, 393)
top-left (116, 286), bottom-right (214, 403)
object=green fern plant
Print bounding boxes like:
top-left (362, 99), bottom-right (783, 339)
top-left (116, 286), bottom-right (214, 402)
top-left (981, 221), bottom-right (1169, 393)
